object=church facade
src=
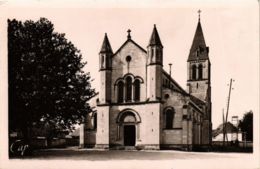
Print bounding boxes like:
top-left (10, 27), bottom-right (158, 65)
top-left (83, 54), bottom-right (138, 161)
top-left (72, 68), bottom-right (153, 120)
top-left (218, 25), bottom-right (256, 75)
top-left (83, 16), bottom-right (212, 150)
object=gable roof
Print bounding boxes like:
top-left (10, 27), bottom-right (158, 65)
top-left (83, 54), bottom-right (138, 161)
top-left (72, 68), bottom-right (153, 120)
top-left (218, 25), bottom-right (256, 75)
top-left (162, 69), bottom-right (189, 96)
top-left (212, 122), bottom-right (239, 137)
top-left (113, 39), bottom-right (147, 56)
top-left (162, 69), bottom-right (205, 112)
top-left (189, 94), bottom-right (206, 106)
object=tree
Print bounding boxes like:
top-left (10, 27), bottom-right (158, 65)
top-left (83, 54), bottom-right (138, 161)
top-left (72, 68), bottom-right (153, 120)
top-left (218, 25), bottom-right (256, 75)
top-left (238, 111), bottom-right (253, 141)
top-left (8, 18), bottom-right (96, 144)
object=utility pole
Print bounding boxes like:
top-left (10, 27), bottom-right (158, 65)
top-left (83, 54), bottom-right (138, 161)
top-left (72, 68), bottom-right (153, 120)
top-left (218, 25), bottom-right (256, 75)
top-left (223, 78), bottom-right (235, 145)
top-left (222, 108), bottom-right (225, 146)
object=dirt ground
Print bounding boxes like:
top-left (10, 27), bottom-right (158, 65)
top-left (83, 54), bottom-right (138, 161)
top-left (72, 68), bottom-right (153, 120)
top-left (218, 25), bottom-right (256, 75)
top-left (7, 146), bottom-right (258, 169)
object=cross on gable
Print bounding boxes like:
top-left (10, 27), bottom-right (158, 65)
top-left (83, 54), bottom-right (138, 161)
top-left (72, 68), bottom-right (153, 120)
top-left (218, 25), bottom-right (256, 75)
top-left (127, 29), bottom-right (131, 39)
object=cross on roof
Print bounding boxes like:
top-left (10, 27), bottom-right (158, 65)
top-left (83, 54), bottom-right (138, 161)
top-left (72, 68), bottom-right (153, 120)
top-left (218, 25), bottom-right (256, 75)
top-left (127, 29), bottom-right (131, 39)
top-left (198, 9), bottom-right (201, 21)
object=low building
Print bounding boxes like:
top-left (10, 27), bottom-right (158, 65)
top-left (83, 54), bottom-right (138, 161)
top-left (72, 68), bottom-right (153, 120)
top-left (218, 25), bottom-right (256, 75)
top-left (212, 122), bottom-right (242, 142)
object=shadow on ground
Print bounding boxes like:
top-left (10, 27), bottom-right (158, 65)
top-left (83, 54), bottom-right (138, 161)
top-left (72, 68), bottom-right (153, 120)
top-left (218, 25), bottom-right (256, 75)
top-left (10, 146), bottom-right (252, 161)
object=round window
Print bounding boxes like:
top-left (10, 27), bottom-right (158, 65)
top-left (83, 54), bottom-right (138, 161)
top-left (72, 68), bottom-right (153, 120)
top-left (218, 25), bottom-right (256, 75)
top-left (126, 55), bottom-right (132, 62)
top-left (164, 94), bottom-right (169, 99)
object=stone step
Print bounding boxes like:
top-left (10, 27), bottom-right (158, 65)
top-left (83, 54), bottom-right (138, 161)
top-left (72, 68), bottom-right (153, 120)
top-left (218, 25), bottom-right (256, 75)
top-left (124, 146), bottom-right (137, 150)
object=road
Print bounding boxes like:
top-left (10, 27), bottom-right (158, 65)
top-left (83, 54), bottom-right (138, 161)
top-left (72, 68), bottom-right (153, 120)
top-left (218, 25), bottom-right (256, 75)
top-left (7, 146), bottom-right (258, 169)
top-left (22, 146), bottom-right (247, 160)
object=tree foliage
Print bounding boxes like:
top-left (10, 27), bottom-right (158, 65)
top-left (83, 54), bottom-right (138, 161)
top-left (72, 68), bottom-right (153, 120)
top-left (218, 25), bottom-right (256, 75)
top-left (239, 111), bottom-right (253, 141)
top-left (8, 18), bottom-right (96, 141)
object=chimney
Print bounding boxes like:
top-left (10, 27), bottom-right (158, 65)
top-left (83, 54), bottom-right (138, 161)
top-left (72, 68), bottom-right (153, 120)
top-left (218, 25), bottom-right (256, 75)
top-left (169, 63), bottom-right (172, 77)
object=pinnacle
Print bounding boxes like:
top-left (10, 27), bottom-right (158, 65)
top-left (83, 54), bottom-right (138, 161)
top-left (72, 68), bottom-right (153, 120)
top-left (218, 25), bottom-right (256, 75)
top-left (100, 33), bottom-right (113, 54)
top-left (148, 24), bottom-right (163, 47)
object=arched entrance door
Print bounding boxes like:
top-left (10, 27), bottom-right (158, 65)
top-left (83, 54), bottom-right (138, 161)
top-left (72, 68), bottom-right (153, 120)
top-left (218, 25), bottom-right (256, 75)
top-left (116, 110), bottom-right (141, 147)
top-left (124, 125), bottom-right (136, 146)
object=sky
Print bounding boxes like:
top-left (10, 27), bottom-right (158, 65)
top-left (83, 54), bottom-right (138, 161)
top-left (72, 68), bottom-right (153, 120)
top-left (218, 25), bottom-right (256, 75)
top-left (0, 0), bottom-right (259, 129)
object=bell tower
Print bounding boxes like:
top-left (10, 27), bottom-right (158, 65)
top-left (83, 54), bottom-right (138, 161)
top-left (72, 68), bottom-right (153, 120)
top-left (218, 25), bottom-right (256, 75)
top-left (187, 11), bottom-right (211, 103)
top-left (187, 11), bottom-right (212, 145)
top-left (99, 33), bottom-right (113, 104)
top-left (147, 25), bottom-right (163, 101)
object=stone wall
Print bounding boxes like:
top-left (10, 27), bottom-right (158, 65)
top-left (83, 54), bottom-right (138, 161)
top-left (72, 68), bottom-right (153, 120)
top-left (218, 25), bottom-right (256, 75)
top-left (186, 60), bottom-right (210, 102)
top-left (95, 106), bottom-right (110, 149)
top-left (160, 88), bottom-right (186, 145)
top-left (85, 130), bottom-right (96, 147)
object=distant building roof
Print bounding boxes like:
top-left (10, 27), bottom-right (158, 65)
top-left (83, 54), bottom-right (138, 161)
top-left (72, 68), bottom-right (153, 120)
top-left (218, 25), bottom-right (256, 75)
top-left (70, 128), bottom-right (80, 137)
top-left (212, 122), bottom-right (239, 138)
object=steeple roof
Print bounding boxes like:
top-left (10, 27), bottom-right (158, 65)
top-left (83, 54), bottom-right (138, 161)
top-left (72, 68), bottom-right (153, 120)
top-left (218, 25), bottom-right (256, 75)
top-left (188, 20), bottom-right (209, 61)
top-left (100, 33), bottom-right (113, 54)
top-left (191, 21), bottom-right (206, 51)
top-left (148, 24), bottom-right (163, 47)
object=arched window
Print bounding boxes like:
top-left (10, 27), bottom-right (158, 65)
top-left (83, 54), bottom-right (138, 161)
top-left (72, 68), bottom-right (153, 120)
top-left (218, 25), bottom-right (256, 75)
top-left (101, 55), bottom-right (104, 68)
top-left (156, 49), bottom-right (161, 62)
top-left (134, 80), bottom-right (140, 101)
top-left (93, 113), bottom-right (97, 130)
top-left (126, 76), bottom-right (132, 102)
top-left (165, 108), bottom-right (175, 129)
top-left (192, 65), bottom-right (197, 80)
top-left (151, 48), bottom-right (156, 63)
top-left (106, 55), bottom-right (110, 68)
top-left (118, 81), bottom-right (124, 103)
top-left (198, 64), bottom-right (203, 79)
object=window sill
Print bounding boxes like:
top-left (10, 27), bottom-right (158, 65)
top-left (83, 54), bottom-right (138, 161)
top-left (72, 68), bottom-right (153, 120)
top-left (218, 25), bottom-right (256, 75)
top-left (163, 128), bottom-right (182, 130)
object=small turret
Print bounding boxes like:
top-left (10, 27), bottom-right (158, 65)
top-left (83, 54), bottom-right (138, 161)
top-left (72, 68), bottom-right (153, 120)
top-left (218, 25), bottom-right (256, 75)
top-left (99, 33), bottom-right (113, 104)
top-left (147, 24), bottom-right (163, 65)
top-left (99, 33), bottom-right (113, 70)
top-left (147, 25), bottom-right (163, 101)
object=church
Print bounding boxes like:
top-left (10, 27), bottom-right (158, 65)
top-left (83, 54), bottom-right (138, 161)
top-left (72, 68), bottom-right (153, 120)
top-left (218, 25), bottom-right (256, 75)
top-left (81, 13), bottom-right (212, 150)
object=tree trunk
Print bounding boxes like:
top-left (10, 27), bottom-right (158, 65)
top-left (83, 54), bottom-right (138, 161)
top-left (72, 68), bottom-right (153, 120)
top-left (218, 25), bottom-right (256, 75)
top-left (21, 123), bottom-right (31, 145)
